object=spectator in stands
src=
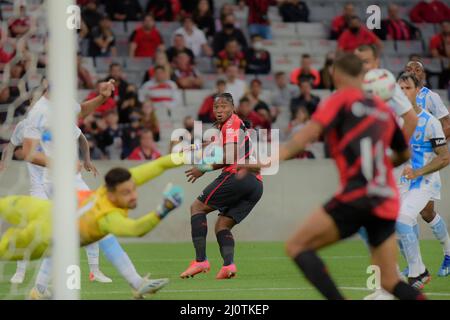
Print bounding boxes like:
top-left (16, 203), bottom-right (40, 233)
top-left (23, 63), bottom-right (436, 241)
top-left (237, 96), bottom-right (270, 130)
top-left (85, 81), bottom-right (117, 115)
top-left (166, 34), bottom-right (195, 63)
top-left (129, 14), bottom-right (163, 59)
top-left (83, 132), bottom-right (106, 160)
top-left (122, 109), bottom-right (144, 158)
top-left (146, 0), bottom-right (181, 21)
top-left (430, 21), bottom-right (450, 58)
top-left (284, 106), bottom-right (315, 158)
top-left (77, 53), bottom-right (96, 90)
top-left (409, 0), bottom-right (450, 24)
top-left (172, 52), bottom-right (204, 89)
top-left (8, 61), bottom-right (26, 99)
top-left (180, 0), bottom-right (214, 16)
top-left (118, 84), bottom-right (141, 124)
top-left (247, 78), bottom-right (277, 124)
top-left (337, 16), bottom-right (382, 53)
top-left (101, 109), bottom-right (124, 160)
top-left (318, 52), bottom-right (335, 90)
top-left (212, 14), bottom-right (248, 54)
top-left (216, 38), bottom-right (247, 74)
top-left (290, 54), bottom-right (321, 88)
top-left (143, 50), bottom-right (173, 83)
top-left (245, 34), bottom-right (271, 75)
top-left (141, 101), bottom-right (160, 142)
top-left (106, 0), bottom-right (143, 21)
top-left (8, 4), bottom-right (32, 38)
top-left (330, 2), bottom-right (355, 40)
top-left (127, 129), bottom-right (161, 160)
top-left (290, 78), bottom-right (320, 119)
top-left (271, 71), bottom-right (299, 109)
top-left (0, 87), bottom-right (13, 105)
top-left (246, 0), bottom-right (272, 39)
top-left (224, 64), bottom-right (248, 103)
top-left (198, 79), bottom-right (226, 123)
top-left (103, 62), bottom-right (129, 101)
top-left (88, 15), bottom-right (117, 57)
top-left (278, 0), bottom-right (309, 23)
top-left (81, 0), bottom-right (103, 34)
top-left (139, 65), bottom-right (181, 113)
top-left (193, 0), bottom-right (216, 39)
top-left (375, 4), bottom-right (420, 41)
top-left (173, 16), bottom-right (213, 57)
top-left (168, 115), bottom-right (197, 152)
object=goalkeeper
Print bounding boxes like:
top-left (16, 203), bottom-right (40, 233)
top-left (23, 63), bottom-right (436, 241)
top-left (0, 153), bottom-right (185, 298)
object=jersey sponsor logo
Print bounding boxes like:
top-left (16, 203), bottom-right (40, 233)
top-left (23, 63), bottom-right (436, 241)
top-left (414, 131), bottom-right (422, 141)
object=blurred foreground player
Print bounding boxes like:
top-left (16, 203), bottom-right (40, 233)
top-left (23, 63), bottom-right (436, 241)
top-left (282, 53), bottom-right (426, 300)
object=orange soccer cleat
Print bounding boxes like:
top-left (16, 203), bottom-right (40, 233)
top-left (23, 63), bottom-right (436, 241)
top-left (180, 260), bottom-right (211, 279)
top-left (216, 264), bottom-right (237, 279)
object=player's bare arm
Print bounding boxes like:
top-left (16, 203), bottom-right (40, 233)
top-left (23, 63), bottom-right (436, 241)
top-left (439, 116), bottom-right (450, 139)
top-left (280, 120), bottom-right (323, 161)
top-left (78, 133), bottom-right (98, 177)
top-left (22, 138), bottom-right (49, 167)
top-left (404, 144), bottom-right (450, 179)
top-left (0, 143), bottom-right (15, 171)
top-left (78, 79), bottom-right (115, 118)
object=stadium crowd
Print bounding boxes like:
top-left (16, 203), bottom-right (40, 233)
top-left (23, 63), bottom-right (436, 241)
top-left (1, 0), bottom-right (450, 160)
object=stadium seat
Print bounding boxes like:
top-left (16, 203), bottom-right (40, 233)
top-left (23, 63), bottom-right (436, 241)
top-left (395, 40), bottom-right (424, 55)
top-left (247, 74), bottom-right (276, 90)
top-left (184, 89), bottom-right (211, 107)
top-left (309, 4), bottom-right (337, 23)
top-left (111, 22), bottom-right (128, 37)
top-left (271, 55), bottom-right (297, 73)
top-left (385, 56), bottom-right (408, 75)
top-left (124, 57), bottom-right (153, 72)
top-left (268, 6), bottom-right (282, 22)
top-left (27, 36), bottom-right (46, 54)
top-left (125, 21), bottom-right (141, 34)
top-left (261, 39), bottom-right (311, 56)
top-left (310, 39), bottom-right (337, 55)
top-left (201, 74), bottom-right (221, 89)
top-left (271, 22), bottom-right (297, 39)
top-left (115, 35), bottom-right (130, 56)
top-left (421, 58), bottom-right (443, 74)
top-left (416, 23), bottom-right (437, 45)
top-left (383, 40), bottom-right (397, 55)
top-left (295, 23), bottom-right (327, 39)
top-left (156, 22), bottom-right (181, 45)
top-left (196, 57), bottom-right (214, 73)
top-left (94, 57), bottom-right (125, 73)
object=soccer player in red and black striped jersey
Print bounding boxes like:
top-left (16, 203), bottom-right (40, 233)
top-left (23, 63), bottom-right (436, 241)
top-left (180, 93), bottom-right (263, 280)
top-left (283, 53), bottom-right (426, 300)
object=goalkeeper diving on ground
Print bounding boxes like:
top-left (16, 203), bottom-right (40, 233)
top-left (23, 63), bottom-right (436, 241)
top-left (0, 153), bottom-right (185, 298)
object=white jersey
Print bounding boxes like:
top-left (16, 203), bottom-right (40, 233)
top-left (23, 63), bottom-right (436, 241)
top-left (24, 96), bottom-right (84, 186)
top-left (416, 87), bottom-right (449, 120)
top-left (399, 110), bottom-right (446, 199)
top-left (10, 119), bottom-right (46, 197)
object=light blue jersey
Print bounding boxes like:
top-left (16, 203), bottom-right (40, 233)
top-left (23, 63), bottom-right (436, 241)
top-left (400, 110), bottom-right (446, 198)
top-left (416, 87), bottom-right (449, 120)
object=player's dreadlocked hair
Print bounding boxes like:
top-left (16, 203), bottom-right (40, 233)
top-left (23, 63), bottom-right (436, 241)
top-left (105, 168), bottom-right (132, 191)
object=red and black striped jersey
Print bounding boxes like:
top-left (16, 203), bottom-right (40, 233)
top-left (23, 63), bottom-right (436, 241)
top-left (312, 87), bottom-right (408, 220)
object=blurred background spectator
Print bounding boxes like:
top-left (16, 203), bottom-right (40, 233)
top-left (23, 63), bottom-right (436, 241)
top-left (213, 13), bottom-right (248, 54)
top-left (129, 14), bottom-right (163, 58)
top-left (193, 0), bottom-right (216, 40)
top-left (278, 0), bottom-right (309, 23)
top-left (271, 71), bottom-right (299, 110)
top-left (330, 2), bottom-right (355, 40)
top-left (215, 38), bottom-right (247, 73)
top-left (409, 0), bottom-right (450, 24)
top-left (173, 16), bottom-right (213, 57)
top-left (319, 52), bottom-right (335, 90)
top-left (127, 129), bottom-right (161, 160)
top-left (146, 0), bottom-right (181, 22)
top-left (143, 50), bottom-right (173, 83)
top-left (77, 53), bottom-right (96, 89)
top-left (247, 0), bottom-right (272, 39)
top-left (118, 84), bottom-right (141, 124)
top-left (337, 16), bottom-right (382, 53)
top-left (166, 34), bottom-right (195, 63)
top-left (141, 101), bottom-right (160, 141)
top-left (171, 52), bottom-right (204, 89)
top-left (224, 64), bottom-right (247, 103)
top-left (290, 54), bottom-right (320, 87)
top-left (106, 0), bottom-right (143, 21)
top-left (237, 96), bottom-right (270, 129)
top-left (290, 78), bottom-right (320, 119)
top-left (88, 15), bottom-right (117, 57)
top-left (430, 21), bottom-right (450, 59)
top-left (8, 4), bottom-right (32, 38)
top-left (245, 34), bottom-right (271, 74)
top-left (375, 4), bottom-right (420, 40)
top-left (103, 62), bottom-right (129, 101)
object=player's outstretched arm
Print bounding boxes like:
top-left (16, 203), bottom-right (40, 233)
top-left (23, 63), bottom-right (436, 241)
top-left (0, 142), bottom-right (15, 171)
top-left (78, 133), bottom-right (98, 176)
top-left (98, 211), bottom-right (162, 238)
top-left (79, 80), bottom-right (115, 119)
top-left (130, 153), bottom-right (185, 186)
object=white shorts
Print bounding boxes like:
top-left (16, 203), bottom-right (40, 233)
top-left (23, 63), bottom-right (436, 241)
top-left (398, 188), bottom-right (435, 226)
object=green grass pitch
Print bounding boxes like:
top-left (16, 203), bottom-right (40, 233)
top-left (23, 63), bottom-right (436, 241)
top-left (0, 240), bottom-right (449, 300)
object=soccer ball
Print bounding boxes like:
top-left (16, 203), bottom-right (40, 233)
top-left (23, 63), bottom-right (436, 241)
top-left (362, 68), bottom-right (396, 102)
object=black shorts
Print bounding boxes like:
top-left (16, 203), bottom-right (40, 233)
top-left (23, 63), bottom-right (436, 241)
top-left (324, 198), bottom-right (396, 247)
top-left (197, 171), bottom-right (263, 224)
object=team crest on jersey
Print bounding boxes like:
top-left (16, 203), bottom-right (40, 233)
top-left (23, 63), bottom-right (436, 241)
top-left (42, 129), bottom-right (52, 142)
top-left (417, 117), bottom-right (427, 127)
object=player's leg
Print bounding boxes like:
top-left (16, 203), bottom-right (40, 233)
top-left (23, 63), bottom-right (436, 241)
top-left (396, 189), bottom-right (431, 288)
top-left (285, 205), bottom-right (344, 300)
top-left (214, 174), bottom-right (263, 279)
top-left (180, 199), bottom-right (215, 278)
top-left (420, 201), bottom-right (450, 276)
top-left (215, 216), bottom-right (237, 279)
top-left (370, 234), bottom-right (426, 300)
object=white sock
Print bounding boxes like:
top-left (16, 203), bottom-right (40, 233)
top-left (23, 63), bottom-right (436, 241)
top-left (99, 235), bottom-right (142, 289)
top-left (428, 214), bottom-right (450, 256)
top-left (16, 260), bottom-right (28, 274)
top-left (35, 257), bottom-right (52, 293)
top-left (85, 242), bottom-right (99, 273)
